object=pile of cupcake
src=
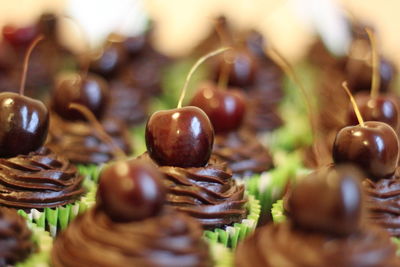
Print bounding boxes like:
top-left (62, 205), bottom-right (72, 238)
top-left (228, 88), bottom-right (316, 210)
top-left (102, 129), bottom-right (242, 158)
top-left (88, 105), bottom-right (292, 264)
top-left (1, 11), bottom-right (400, 267)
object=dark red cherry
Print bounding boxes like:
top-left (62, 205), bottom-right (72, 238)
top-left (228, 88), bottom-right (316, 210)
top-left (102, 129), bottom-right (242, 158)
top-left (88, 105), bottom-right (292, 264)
top-left (333, 121), bottom-right (399, 179)
top-left (2, 24), bottom-right (38, 47)
top-left (123, 35), bottom-right (146, 56)
top-left (214, 47), bottom-right (258, 87)
top-left (348, 92), bottom-right (399, 131)
top-left (98, 160), bottom-right (166, 222)
top-left (90, 34), bottom-right (128, 78)
top-left (52, 73), bottom-right (109, 121)
top-left (0, 92), bottom-right (49, 157)
top-left (190, 82), bottom-right (246, 134)
top-left (288, 165), bottom-right (364, 236)
top-left (145, 106), bottom-right (214, 167)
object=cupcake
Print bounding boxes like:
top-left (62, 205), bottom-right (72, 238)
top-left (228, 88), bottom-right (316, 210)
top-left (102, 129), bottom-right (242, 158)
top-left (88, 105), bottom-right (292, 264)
top-left (47, 72), bottom-right (133, 181)
top-left (237, 165), bottom-right (400, 267)
top-left (0, 207), bottom-right (52, 266)
top-left (51, 160), bottom-right (225, 267)
top-left (141, 104), bottom-right (260, 247)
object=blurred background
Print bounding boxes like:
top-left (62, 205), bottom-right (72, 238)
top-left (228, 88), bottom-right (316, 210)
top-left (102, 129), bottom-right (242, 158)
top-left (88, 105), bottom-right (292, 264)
top-left (0, 0), bottom-right (398, 65)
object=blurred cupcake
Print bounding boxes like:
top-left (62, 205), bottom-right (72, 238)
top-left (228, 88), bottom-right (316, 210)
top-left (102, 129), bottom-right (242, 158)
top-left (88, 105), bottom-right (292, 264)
top-left (47, 72), bottom-right (133, 182)
top-left (51, 160), bottom-right (228, 267)
top-left (237, 165), bottom-right (400, 267)
top-left (0, 207), bottom-right (52, 266)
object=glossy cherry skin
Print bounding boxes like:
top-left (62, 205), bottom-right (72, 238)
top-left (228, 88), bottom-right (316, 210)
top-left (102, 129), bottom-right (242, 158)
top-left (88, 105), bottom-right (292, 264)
top-left (0, 92), bottom-right (49, 158)
top-left (190, 82), bottom-right (246, 134)
top-left (98, 160), bottom-right (166, 222)
top-left (2, 24), bottom-right (38, 47)
top-left (348, 93), bottom-right (399, 131)
top-left (52, 73), bottom-right (109, 121)
top-left (145, 106), bottom-right (214, 167)
top-left (288, 165), bottom-right (364, 236)
top-left (333, 121), bottom-right (399, 180)
top-left (214, 48), bottom-right (258, 87)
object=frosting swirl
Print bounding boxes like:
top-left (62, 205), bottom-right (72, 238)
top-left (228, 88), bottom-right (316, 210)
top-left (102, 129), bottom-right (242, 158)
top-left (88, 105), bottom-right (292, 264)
top-left (51, 207), bottom-right (212, 267)
top-left (363, 167), bottom-right (400, 237)
top-left (47, 114), bottom-right (133, 165)
top-left (139, 153), bottom-right (248, 229)
top-left (0, 147), bottom-right (84, 209)
top-left (0, 207), bottom-right (34, 265)
top-left (235, 222), bottom-right (400, 267)
top-left (213, 131), bottom-right (273, 178)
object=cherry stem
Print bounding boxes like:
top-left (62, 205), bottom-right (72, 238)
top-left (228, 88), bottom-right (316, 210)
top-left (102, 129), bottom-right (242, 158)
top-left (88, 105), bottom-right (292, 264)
top-left (366, 28), bottom-right (380, 100)
top-left (19, 35), bottom-right (44, 95)
top-left (177, 46), bottom-right (232, 108)
top-left (342, 81), bottom-right (364, 126)
top-left (68, 103), bottom-right (126, 159)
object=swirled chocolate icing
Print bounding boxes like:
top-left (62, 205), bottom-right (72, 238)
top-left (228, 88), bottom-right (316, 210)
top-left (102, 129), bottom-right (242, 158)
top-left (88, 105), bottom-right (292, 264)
top-left (235, 222), bottom-right (400, 267)
top-left (47, 114), bottom-right (133, 165)
top-left (138, 153), bottom-right (248, 229)
top-left (213, 130), bottom-right (273, 178)
top-left (363, 167), bottom-right (400, 237)
top-left (51, 207), bottom-right (212, 267)
top-left (0, 207), bottom-right (34, 266)
top-left (0, 146), bottom-right (84, 209)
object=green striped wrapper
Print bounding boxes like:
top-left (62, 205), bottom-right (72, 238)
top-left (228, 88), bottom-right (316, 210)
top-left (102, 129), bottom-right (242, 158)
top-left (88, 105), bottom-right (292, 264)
top-left (18, 179), bottom-right (96, 237)
top-left (209, 241), bottom-right (233, 267)
top-left (77, 164), bottom-right (103, 183)
top-left (204, 194), bottom-right (260, 248)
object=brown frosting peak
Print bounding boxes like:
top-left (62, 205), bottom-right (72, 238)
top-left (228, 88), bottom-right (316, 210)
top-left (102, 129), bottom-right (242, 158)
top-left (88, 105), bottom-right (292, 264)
top-left (138, 153), bottom-right (248, 229)
top-left (363, 167), bottom-right (400, 237)
top-left (235, 222), bottom-right (399, 267)
top-left (213, 130), bottom-right (273, 177)
top-left (47, 114), bottom-right (132, 165)
top-left (0, 207), bottom-right (34, 265)
top-left (0, 146), bottom-right (84, 209)
top-left (51, 207), bottom-right (212, 267)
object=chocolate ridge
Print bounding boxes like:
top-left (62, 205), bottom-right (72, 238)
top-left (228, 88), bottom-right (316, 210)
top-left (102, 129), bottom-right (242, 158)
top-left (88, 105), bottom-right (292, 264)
top-left (363, 167), bottom-right (400, 237)
top-left (47, 114), bottom-right (133, 165)
top-left (139, 153), bottom-right (247, 229)
top-left (0, 147), bottom-right (84, 209)
top-left (51, 207), bottom-right (212, 267)
top-left (235, 222), bottom-right (399, 267)
top-left (213, 130), bottom-right (273, 177)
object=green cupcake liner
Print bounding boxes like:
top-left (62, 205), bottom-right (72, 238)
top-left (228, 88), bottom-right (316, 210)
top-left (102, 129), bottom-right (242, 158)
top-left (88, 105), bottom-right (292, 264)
top-left (391, 238), bottom-right (400, 256)
top-left (246, 152), bottom-right (301, 216)
top-left (16, 222), bottom-right (53, 267)
top-left (271, 200), bottom-right (286, 223)
top-left (203, 194), bottom-right (260, 249)
top-left (18, 180), bottom-right (97, 237)
top-left (209, 241), bottom-right (233, 267)
top-left (77, 164), bottom-right (103, 183)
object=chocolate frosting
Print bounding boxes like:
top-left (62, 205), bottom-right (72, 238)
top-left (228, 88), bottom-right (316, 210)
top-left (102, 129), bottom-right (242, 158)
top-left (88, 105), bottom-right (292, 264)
top-left (0, 146), bottom-right (84, 209)
top-left (363, 167), bottom-right (400, 237)
top-left (47, 114), bottom-right (133, 165)
top-left (51, 207), bottom-right (212, 267)
top-left (213, 130), bottom-right (273, 178)
top-left (235, 222), bottom-right (400, 267)
top-left (138, 153), bottom-right (248, 230)
top-left (0, 207), bottom-right (34, 265)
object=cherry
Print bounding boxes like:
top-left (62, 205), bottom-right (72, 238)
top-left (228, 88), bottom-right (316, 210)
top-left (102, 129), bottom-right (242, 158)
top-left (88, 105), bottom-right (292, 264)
top-left (214, 47), bottom-right (258, 87)
top-left (0, 36), bottom-right (48, 158)
top-left (90, 34), bottom-right (128, 78)
top-left (2, 24), bottom-right (38, 47)
top-left (52, 73), bottom-right (109, 121)
top-left (97, 160), bottom-right (166, 222)
top-left (189, 81), bottom-right (246, 134)
top-left (348, 92), bottom-right (399, 131)
top-left (333, 121), bottom-right (399, 179)
top-left (288, 165), bottom-right (364, 236)
top-left (123, 35), bottom-right (146, 56)
top-left (145, 47), bottom-right (229, 168)
top-left (146, 106), bottom-right (214, 167)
